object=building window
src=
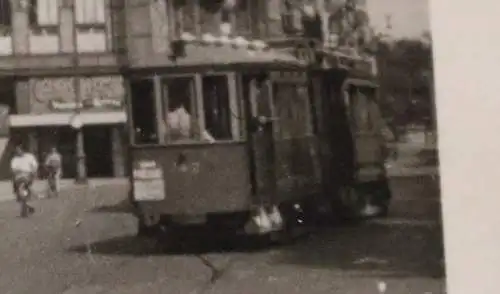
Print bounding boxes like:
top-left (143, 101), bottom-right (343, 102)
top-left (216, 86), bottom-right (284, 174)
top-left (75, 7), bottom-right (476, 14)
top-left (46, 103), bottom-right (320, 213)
top-left (75, 0), bottom-right (108, 52)
top-left (233, 0), bottom-right (253, 36)
top-left (0, 0), bottom-right (11, 36)
top-left (172, 0), bottom-right (196, 35)
top-left (282, 0), bottom-right (302, 35)
top-left (199, 0), bottom-right (224, 35)
top-left (75, 0), bottom-right (106, 30)
top-left (28, 0), bottom-right (60, 34)
top-left (197, 0), bottom-right (256, 37)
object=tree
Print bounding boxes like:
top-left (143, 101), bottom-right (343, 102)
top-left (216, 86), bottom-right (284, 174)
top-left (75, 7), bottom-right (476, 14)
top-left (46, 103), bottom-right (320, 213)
top-left (375, 35), bottom-right (434, 131)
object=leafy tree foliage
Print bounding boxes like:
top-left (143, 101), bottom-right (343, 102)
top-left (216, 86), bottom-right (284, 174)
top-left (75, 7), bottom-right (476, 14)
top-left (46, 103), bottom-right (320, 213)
top-left (375, 34), bottom-right (434, 132)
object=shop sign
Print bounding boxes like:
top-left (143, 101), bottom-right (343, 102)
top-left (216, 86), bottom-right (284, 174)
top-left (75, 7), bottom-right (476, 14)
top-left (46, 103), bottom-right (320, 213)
top-left (29, 76), bottom-right (125, 114)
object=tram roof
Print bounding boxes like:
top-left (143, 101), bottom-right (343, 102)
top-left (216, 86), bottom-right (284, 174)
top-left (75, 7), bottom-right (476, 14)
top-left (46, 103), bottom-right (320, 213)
top-left (179, 45), bottom-right (305, 68)
top-left (166, 37), bottom-right (307, 69)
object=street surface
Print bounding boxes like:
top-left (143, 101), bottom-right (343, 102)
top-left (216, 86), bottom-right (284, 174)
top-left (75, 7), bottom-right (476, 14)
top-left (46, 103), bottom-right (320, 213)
top-left (0, 176), bottom-right (444, 294)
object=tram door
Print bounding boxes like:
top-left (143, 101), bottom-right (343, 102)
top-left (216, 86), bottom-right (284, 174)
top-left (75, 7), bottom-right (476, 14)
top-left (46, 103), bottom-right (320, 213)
top-left (313, 73), bottom-right (356, 203)
top-left (346, 85), bottom-right (387, 182)
top-left (244, 75), bottom-right (277, 207)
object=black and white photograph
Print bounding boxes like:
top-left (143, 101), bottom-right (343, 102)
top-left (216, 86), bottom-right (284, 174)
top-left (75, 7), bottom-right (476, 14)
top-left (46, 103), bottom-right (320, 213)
top-left (0, 0), bottom-right (443, 293)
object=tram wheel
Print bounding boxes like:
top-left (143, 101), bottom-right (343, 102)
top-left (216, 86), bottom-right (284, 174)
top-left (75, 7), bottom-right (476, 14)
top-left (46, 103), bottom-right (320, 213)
top-left (378, 203), bottom-right (390, 218)
top-left (269, 218), bottom-right (310, 245)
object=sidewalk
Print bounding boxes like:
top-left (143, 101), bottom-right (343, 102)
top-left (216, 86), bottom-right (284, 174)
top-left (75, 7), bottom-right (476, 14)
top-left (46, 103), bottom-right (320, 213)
top-left (0, 178), bottom-right (127, 202)
top-left (385, 164), bottom-right (439, 177)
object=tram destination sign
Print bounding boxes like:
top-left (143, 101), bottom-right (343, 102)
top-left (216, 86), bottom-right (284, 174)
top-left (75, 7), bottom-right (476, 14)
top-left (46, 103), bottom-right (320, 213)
top-left (294, 46), bottom-right (376, 75)
top-left (133, 160), bottom-right (166, 201)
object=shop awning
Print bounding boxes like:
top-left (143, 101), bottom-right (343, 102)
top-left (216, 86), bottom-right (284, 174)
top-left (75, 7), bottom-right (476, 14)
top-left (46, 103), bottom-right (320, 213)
top-left (9, 111), bottom-right (126, 127)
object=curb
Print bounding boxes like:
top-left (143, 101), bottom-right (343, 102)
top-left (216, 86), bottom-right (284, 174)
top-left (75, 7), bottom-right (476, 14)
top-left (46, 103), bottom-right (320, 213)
top-left (387, 168), bottom-right (439, 177)
top-left (0, 179), bottom-right (128, 203)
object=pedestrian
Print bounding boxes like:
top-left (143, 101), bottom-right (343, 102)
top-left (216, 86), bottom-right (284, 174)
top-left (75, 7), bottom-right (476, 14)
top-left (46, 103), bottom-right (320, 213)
top-left (10, 145), bottom-right (38, 216)
top-left (44, 147), bottom-right (62, 198)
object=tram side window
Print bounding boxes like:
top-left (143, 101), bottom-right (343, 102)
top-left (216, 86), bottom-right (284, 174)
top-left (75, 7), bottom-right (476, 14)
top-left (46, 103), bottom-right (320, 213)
top-left (202, 75), bottom-right (233, 140)
top-left (347, 86), bottom-right (365, 133)
top-left (297, 84), bottom-right (314, 136)
top-left (273, 84), bottom-right (293, 139)
top-left (359, 87), bottom-right (394, 140)
top-left (348, 86), bottom-right (380, 134)
top-left (162, 75), bottom-right (236, 143)
top-left (129, 78), bottom-right (158, 145)
top-left (273, 83), bottom-right (313, 139)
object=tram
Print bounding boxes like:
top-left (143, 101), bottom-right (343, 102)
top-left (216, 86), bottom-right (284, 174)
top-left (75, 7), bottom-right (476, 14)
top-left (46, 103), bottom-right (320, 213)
top-left (126, 34), bottom-right (392, 238)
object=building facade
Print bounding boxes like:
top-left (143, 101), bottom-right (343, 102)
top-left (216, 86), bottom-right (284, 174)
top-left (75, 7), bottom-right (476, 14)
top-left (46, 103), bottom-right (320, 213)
top-left (0, 0), bottom-right (127, 179)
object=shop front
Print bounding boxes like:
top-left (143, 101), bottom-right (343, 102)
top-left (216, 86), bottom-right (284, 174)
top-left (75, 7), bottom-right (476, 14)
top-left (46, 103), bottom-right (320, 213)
top-left (9, 75), bottom-right (128, 179)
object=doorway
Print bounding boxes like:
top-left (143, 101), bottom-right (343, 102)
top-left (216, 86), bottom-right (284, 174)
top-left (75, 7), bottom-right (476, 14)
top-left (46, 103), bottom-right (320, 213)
top-left (83, 126), bottom-right (113, 177)
top-left (57, 127), bottom-right (77, 179)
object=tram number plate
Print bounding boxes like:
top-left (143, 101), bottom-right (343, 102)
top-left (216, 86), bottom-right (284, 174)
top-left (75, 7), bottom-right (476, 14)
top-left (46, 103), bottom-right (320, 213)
top-left (133, 165), bottom-right (165, 201)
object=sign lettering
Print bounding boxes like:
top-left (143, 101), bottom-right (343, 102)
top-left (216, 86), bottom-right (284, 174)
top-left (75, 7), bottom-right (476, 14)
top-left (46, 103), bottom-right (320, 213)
top-left (29, 76), bottom-right (125, 113)
top-left (138, 160), bottom-right (157, 169)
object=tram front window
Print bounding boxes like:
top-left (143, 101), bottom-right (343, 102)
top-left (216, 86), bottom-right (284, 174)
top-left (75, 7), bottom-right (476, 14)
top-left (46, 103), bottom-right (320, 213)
top-left (202, 75), bottom-right (232, 140)
top-left (359, 87), bottom-right (395, 141)
top-left (161, 74), bottom-right (238, 144)
top-left (162, 76), bottom-right (215, 143)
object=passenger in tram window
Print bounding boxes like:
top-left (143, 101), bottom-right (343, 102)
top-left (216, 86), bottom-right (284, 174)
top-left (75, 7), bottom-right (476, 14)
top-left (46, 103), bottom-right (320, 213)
top-left (164, 99), bottom-right (215, 143)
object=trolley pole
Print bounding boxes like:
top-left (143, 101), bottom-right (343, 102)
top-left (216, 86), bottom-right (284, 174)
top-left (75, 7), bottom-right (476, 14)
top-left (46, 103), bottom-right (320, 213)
top-left (71, 2), bottom-right (87, 184)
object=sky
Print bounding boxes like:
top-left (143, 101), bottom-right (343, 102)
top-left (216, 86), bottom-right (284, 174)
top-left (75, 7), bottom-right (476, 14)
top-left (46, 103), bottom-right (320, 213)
top-left (366, 0), bottom-right (431, 39)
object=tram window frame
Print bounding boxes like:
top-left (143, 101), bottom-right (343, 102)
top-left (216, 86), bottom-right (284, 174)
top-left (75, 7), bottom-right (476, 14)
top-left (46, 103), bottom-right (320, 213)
top-left (160, 74), bottom-right (199, 144)
top-left (345, 84), bottom-right (377, 134)
top-left (236, 74), bottom-right (252, 140)
top-left (201, 74), bottom-right (239, 141)
top-left (358, 86), bottom-right (391, 138)
top-left (128, 77), bottom-right (159, 146)
top-left (160, 72), bottom-right (242, 145)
